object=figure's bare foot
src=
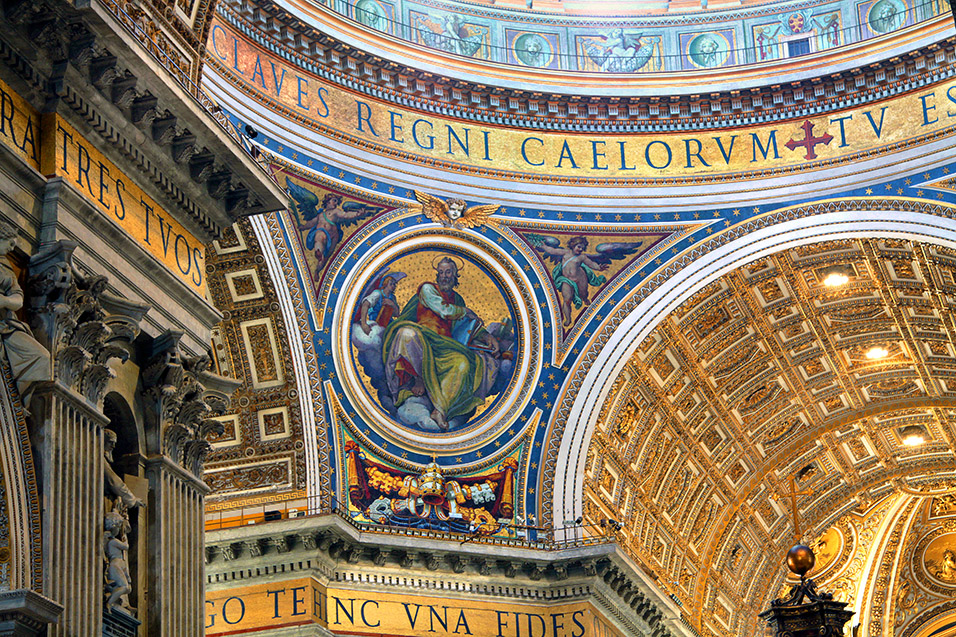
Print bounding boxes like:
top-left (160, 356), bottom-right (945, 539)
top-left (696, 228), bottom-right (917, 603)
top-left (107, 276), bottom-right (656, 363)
top-left (410, 376), bottom-right (425, 396)
top-left (563, 314), bottom-right (572, 327)
top-left (431, 410), bottom-right (448, 431)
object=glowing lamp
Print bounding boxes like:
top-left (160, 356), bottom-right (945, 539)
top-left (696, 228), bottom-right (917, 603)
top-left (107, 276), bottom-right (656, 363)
top-left (900, 425), bottom-right (926, 447)
top-left (822, 272), bottom-right (849, 287)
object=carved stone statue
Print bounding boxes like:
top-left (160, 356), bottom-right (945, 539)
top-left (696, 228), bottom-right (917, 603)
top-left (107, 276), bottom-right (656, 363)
top-left (104, 509), bottom-right (134, 614)
top-left (104, 430), bottom-right (143, 510)
top-left (0, 221), bottom-right (49, 410)
top-left (104, 429), bottom-right (142, 616)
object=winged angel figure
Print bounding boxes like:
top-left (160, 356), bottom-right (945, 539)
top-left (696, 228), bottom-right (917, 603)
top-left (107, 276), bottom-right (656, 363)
top-left (527, 234), bottom-right (647, 326)
top-left (413, 192), bottom-right (500, 229)
top-left (583, 28), bottom-right (655, 73)
top-left (286, 178), bottom-right (385, 277)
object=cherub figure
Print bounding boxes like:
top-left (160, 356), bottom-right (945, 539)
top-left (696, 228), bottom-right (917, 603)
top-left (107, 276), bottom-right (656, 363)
top-left (286, 178), bottom-right (385, 277)
top-left (528, 234), bottom-right (646, 326)
top-left (606, 28), bottom-right (637, 61)
top-left (104, 510), bottom-right (135, 614)
top-left (445, 199), bottom-right (466, 221)
top-left (441, 15), bottom-right (484, 57)
top-left (414, 192), bottom-right (499, 228)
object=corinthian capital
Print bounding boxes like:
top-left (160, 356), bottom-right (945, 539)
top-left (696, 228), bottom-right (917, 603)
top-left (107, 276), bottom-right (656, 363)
top-left (27, 241), bottom-right (147, 407)
top-left (141, 331), bottom-right (240, 477)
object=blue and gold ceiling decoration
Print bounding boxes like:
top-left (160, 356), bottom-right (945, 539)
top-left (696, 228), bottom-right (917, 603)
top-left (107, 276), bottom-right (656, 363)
top-left (201, 2), bottom-right (956, 631)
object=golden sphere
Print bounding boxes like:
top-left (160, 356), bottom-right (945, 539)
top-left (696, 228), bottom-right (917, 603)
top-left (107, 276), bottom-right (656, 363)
top-left (787, 544), bottom-right (816, 576)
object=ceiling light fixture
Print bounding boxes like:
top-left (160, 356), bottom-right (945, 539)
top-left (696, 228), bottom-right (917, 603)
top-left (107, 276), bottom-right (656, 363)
top-left (865, 346), bottom-right (889, 360)
top-left (900, 425), bottom-right (926, 447)
top-left (822, 272), bottom-right (849, 287)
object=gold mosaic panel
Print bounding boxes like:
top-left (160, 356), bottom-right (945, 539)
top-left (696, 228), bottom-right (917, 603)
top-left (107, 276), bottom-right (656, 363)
top-left (585, 238), bottom-right (956, 635)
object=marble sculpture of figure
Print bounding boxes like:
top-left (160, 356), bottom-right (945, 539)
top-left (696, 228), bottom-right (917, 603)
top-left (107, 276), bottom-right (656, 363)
top-left (0, 220), bottom-right (49, 410)
top-left (103, 429), bottom-right (142, 616)
top-left (104, 430), bottom-right (144, 511)
top-left (104, 510), bottom-right (134, 614)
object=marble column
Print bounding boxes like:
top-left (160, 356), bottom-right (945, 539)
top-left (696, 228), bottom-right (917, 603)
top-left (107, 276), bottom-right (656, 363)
top-left (29, 383), bottom-right (106, 636)
top-left (144, 458), bottom-right (208, 636)
top-left (141, 332), bottom-right (239, 636)
top-left (27, 242), bottom-right (145, 635)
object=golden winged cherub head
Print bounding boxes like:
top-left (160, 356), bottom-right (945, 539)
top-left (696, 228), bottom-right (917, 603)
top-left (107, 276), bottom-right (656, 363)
top-left (414, 191), bottom-right (500, 228)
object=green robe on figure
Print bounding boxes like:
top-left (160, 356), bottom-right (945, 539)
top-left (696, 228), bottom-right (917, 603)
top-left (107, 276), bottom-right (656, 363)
top-left (382, 282), bottom-right (495, 423)
top-left (552, 261), bottom-right (606, 307)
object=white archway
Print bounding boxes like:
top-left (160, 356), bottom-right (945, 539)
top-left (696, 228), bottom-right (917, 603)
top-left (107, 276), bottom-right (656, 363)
top-left (551, 203), bottom-right (956, 532)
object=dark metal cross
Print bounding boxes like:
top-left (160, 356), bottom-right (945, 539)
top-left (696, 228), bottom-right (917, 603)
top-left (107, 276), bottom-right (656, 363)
top-left (775, 476), bottom-right (813, 543)
top-left (785, 120), bottom-right (834, 160)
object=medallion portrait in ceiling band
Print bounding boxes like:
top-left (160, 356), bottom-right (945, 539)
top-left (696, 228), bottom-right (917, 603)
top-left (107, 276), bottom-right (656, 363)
top-left (349, 250), bottom-right (519, 434)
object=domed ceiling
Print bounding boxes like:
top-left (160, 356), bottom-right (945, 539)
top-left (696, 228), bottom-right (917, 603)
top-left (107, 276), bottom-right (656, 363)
top-left (198, 0), bottom-right (956, 632)
top-left (269, 0), bottom-right (948, 76)
top-left (584, 237), bottom-right (956, 636)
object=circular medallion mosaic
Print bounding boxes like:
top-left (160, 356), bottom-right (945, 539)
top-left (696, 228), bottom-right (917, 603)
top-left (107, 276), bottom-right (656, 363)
top-left (868, 0), bottom-right (904, 33)
top-left (336, 233), bottom-right (536, 452)
top-left (514, 33), bottom-right (553, 68)
top-left (688, 33), bottom-right (729, 68)
top-left (354, 0), bottom-right (386, 29)
top-left (922, 532), bottom-right (956, 588)
top-left (808, 525), bottom-right (845, 579)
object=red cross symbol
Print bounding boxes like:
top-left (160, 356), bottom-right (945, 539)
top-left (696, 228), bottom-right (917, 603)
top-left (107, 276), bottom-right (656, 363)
top-left (785, 120), bottom-right (834, 160)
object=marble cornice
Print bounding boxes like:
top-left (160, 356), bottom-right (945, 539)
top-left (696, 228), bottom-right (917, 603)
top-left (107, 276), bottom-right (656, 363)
top-left (219, 0), bottom-right (956, 133)
top-left (0, 0), bottom-right (287, 240)
top-left (0, 589), bottom-right (63, 632)
top-left (205, 516), bottom-right (691, 636)
top-left (206, 514), bottom-right (618, 577)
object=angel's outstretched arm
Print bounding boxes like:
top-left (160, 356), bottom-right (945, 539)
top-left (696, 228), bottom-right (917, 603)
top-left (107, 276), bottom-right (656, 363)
top-left (337, 205), bottom-right (377, 221)
top-left (539, 244), bottom-right (568, 257)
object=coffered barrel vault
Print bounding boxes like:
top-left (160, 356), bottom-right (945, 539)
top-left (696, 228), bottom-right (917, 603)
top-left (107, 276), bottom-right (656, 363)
top-left (585, 237), bottom-right (956, 635)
